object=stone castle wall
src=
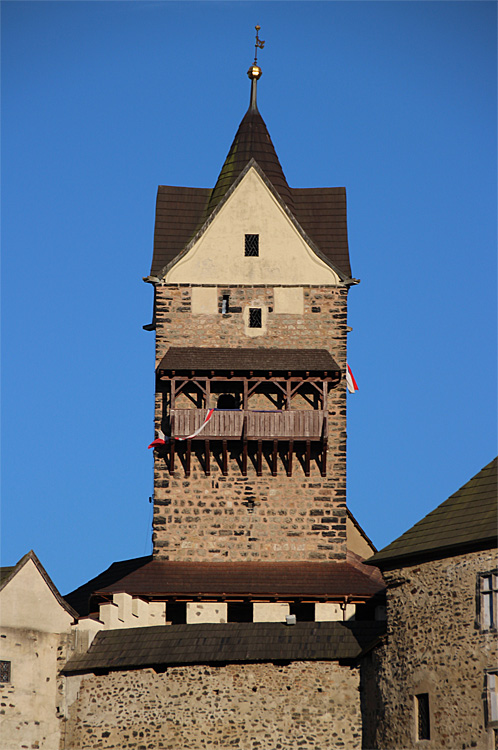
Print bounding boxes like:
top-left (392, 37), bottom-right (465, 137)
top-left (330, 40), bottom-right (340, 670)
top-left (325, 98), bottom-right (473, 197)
top-left (62, 660), bottom-right (362, 749)
top-left (363, 548), bottom-right (498, 749)
top-left (152, 284), bottom-right (349, 561)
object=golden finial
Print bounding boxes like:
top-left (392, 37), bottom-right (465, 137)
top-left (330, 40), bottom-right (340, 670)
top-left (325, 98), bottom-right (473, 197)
top-left (247, 25), bottom-right (264, 80)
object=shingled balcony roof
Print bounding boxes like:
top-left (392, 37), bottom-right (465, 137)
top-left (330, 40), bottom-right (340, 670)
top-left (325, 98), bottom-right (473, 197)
top-left (62, 620), bottom-right (386, 675)
top-left (157, 347), bottom-right (341, 375)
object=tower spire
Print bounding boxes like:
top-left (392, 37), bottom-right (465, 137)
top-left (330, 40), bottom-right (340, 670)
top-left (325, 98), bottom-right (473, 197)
top-left (247, 25), bottom-right (264, 111)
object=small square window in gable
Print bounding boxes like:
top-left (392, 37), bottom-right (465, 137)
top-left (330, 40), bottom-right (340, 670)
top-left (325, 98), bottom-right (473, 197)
top-left (245, 234), bottom-right (259, 257)
top-left (0, 660), bottom-right (11, 683)
top-left (249, 308), bottom-right (262, 328)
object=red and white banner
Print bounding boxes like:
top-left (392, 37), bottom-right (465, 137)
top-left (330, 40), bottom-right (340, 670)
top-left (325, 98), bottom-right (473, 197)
top-left (148, 409), bottom-right (215, 448)
top-left (346, 364), bottom-right (359, 394)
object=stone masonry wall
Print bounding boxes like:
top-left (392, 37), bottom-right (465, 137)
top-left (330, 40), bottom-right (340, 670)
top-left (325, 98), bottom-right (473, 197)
top-left (62, 660), bottom-right (361, 749)
top-left (362, 548), bottom-right (498, 749)
top-left (152, 284), bottom-right (349, 561)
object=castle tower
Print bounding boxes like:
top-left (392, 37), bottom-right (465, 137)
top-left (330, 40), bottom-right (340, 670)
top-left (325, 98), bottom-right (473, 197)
top-left (144, 53), bottom-right (358, 566)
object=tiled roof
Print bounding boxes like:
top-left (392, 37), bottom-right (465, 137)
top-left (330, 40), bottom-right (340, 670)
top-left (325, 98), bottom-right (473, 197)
top-left (368, 457), bottom-right (498, 568)
top-left (64, 555), bottom-right (152, 616)
top-left (206, 106), bottom-right (294, 215)
top-left (0, 567), bottom-right (15, 586)
top-left (151, 186), bottom-right (211, 277)
top-left (94, 560), bottom-right (384, 601)
top-left (149, 103), bottom-right (352, 279)
top-left (62, 620), bottom-right (386, 674)
top-left (157, 348), bottom-right (341, 374)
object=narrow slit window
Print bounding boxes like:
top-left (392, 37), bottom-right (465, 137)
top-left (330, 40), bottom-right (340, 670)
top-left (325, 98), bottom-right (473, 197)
top-left (249, 308), bottom-right (262, 328)
top-left (0, 660), bottom-right (11, 683)
top-left (221, 294), bottom-right (230, 314)
top-left (416, 693), bottom-right (430, 740)
top-left (480, 572), bottom-right (498, 630)
top-left (487, 671), bottom-right (498, 725)
top-left (245, 234), bottom-right (259, 256)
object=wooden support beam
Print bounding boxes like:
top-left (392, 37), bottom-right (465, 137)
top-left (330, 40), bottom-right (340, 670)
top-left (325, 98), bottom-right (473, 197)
top-left (171, 378), bottom-right (176, 409)
top-left (205, 379), bottom-right (211, 409)
top-left (205, 439), bottom-right (210, 476)
top-left (257, 440), bottom-right (263, 477)
top-left (222, 440), bottom-right (228, 476)
top-left (305, 440), bottom-right (311, 477)
top-left (321, 439), bottom-right (328, 477)
top-left (186, 439), bottom-right (191, 477)
top-left (286, 379), bottom-right (291, 410)
top-left (242, 440), bottom-right (248, 476)
top-left (272, 440), bottom-right (278, 476)
top-left (287, 440), bottom-right (293, 477)
top-left (169, 439), bottom-right (175, 474)
top-left (242, 416), bottom-right (248, 476)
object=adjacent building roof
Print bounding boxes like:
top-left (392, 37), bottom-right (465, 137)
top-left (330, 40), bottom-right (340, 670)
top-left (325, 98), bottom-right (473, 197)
top-left (64, 555), bottom-right (152, 617)
top-left (367, 457), bottom-right (498, 568)
top-left (150, 84), bottom-right (352, 279)
top-left (62, 620), bottom-right (386, 674)
top-left (157, 347), bottom-right (341, 375)
top-left (93, 559), bottom-right (384, 602)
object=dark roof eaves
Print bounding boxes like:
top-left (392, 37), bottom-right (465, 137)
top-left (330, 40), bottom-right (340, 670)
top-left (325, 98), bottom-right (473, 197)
top-left (365, 534), bottom-right (498, 570)
top-left (155, 159), bottom-right (353, 284)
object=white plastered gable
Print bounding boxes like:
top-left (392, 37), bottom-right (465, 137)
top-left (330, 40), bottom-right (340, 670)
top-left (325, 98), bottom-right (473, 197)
top-left (164, 166), bottom-right (341, 285)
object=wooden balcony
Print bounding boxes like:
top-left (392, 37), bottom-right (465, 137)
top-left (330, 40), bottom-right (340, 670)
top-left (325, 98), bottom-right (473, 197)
top-left (170, 409), bottom-right (325, 441)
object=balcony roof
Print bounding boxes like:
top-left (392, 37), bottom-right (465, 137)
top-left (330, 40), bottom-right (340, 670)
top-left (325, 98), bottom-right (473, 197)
top-left (158, 348), bottom-right (341, 375)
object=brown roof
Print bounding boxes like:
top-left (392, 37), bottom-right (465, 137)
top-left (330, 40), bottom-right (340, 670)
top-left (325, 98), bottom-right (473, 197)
top-left (62, 620), bottom-right (386, 674)
top-left (94, 560), bottom-right (384, 601)
top-left (368, 457), bottom-right (498, 568)
top-left (206, 105), bottom-right (294, 215)
top-left (149, 98), bottom-right (351, 279)
top-left (64, 555), bottom-right (152, 616)
top-left (157, 347), bottom-right (341, 375)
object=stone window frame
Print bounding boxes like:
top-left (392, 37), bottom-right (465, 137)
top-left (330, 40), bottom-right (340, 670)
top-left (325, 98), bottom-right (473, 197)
top-left (485, 669), bottom-right (498, 727)
top-left (476, 569), bottom-right (498, 632)
top-left (0, 660), bottom-right (11, 683)
top-left (415, 693), bottom-right (431, 742)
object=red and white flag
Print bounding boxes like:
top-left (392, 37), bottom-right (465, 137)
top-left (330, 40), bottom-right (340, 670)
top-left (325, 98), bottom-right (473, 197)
top-left (148, 409), bottom-right (216, 448)
top-left (148, 430), bottom-right (167, 449)
top-left (346, 364), bottom-right (358, 394)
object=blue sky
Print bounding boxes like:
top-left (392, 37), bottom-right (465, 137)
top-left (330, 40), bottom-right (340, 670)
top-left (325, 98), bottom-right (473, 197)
top-left (2, 1), bottom-right (496, 595)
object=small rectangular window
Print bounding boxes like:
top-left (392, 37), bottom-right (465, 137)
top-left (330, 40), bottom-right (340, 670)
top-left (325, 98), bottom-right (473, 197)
top-left (245, 234), bottom-right (259, 256)
top-left (416, 693), bottom-right (430, 740)
top-left (249, 308), bottom-right (262, 328)
top-left (479, 571), bottom-right (498, 631)
top-left (0, 660), bottom-right (11, 683)
top-left (221, 294), bottom-right (230, 314)
top-left (487, 671), bottom-right (498, 725)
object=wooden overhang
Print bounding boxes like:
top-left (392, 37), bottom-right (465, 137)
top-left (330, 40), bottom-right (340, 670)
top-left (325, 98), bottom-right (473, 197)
top-left (157, 347), bottom-right (341, 378)
top-left (155, 349), bottom-right (341, 478)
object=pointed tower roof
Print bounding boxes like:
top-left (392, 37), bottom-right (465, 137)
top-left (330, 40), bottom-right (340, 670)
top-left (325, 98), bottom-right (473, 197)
top-left (206, 64), bottom-right (294, 215)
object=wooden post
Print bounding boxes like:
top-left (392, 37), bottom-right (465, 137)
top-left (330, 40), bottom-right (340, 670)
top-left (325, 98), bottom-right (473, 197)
top-left (321, 439), bottom-right (328, 477)
top-left (272, 440), bottom-right (278, 476)
top-left (286, 378), bottom-right (291, 410)
top-left (170, 440), bottom-right (175, 475)
top-left (305, 440), bottom-right (311, 477)
top-left (205, 379), bottom-right (211, 409)
top-left (287, 440), bottom-right (293, 477)
top-left (243, 378), bottom-right (248, 410)
top-left (222, 440), bottom-right (228, 476)
top-left (242, 416), bottom-right (247, 476)
top-left (171, 378), bottom-right (176, 409)
top-left (257, 440), bottom-right (263, 477)
top-left (186, 439), bottom-right (191, 477)
top-left (205, 439), bottom-right (210, 476)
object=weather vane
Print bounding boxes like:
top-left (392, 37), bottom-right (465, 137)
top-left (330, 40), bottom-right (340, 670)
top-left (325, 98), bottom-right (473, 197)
top-left (253, 25), bottom-right (265, 65)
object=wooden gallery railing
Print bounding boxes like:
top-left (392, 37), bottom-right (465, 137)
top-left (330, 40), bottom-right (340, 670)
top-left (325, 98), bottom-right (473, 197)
top-left (166, 409), bottom-right (328, 478)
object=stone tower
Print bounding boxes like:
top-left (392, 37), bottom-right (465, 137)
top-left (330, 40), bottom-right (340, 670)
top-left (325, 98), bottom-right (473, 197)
top-left (144, 58), bottom-right (357, 567)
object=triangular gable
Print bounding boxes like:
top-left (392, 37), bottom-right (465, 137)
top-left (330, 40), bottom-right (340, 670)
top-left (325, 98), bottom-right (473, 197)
top-left (0, 550), bottom-right (77, 631)
top-left (163, 160), bottom-right (348, 286)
